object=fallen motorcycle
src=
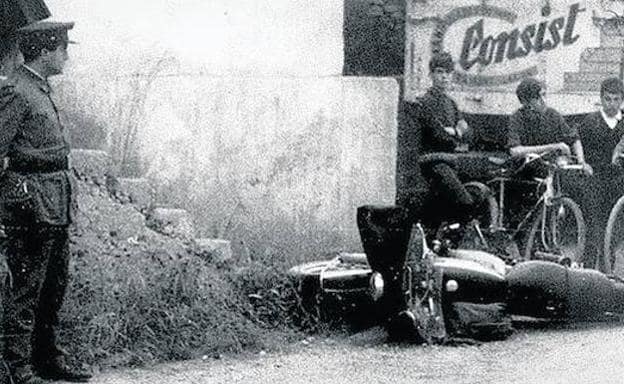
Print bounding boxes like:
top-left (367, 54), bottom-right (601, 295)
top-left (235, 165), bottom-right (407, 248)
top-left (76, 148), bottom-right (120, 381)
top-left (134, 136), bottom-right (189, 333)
top-left (289, 205), bottom-right (624, 343)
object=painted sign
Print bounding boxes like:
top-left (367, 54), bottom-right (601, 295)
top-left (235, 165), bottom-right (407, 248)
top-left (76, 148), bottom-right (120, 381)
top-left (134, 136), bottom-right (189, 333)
top-left (431, 3), bottom-right (585, 86)
top-left (405, 0), bottom-right (605, 114)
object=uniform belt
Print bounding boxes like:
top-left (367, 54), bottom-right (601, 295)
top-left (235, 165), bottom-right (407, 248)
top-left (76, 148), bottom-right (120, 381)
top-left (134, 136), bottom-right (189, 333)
top-left (7, 157), bottom-right (69, 174)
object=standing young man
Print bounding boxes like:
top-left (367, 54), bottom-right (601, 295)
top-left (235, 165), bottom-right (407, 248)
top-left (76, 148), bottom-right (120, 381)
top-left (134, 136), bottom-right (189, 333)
top-left (0, 21), bottom-right (91, 384)
top-left (578, 77), bottom-right (624, 267)
top-left (507, 78), bottom-right (593, 264)
top-left (507, 78), bottom-right (590, 168)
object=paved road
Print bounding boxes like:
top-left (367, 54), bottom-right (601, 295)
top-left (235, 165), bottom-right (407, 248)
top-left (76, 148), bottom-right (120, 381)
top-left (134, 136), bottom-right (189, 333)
top-left (86, 322), bottom-right (624, 384)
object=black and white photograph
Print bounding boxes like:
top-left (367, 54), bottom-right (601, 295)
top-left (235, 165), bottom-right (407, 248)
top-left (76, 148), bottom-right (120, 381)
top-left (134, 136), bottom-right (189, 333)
top-left (2, 0), bottom-right (624, 383)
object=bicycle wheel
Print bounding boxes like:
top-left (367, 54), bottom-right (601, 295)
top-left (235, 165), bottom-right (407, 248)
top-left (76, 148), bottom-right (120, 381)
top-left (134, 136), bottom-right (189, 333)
top-left (604, 195), bottom-right (624, 275)
top-left (523, 197), bottom-right (586, 265)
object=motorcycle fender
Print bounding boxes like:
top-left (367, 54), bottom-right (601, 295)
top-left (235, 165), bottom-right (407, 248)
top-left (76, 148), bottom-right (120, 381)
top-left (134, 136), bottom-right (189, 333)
top-left (435, 257), bottom-right (507, 304)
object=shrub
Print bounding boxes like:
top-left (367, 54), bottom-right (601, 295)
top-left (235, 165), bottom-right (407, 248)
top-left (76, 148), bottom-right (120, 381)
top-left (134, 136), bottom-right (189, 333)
top-left (62, 247), bottom-right (251, 366)
top-left (226, 260), bottom-right (324, 332)
top-left (58, 233), bottom-right (321, 368)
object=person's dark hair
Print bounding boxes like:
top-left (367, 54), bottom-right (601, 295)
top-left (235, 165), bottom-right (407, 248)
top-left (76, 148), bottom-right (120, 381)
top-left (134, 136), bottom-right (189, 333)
top-left (600, 77), bottom-right (624, 98)
top-left (429, 51), bottom-right (454, 73)
top-left (18, 31), bottom-right (66, 63)
top-left (516, 78), bottom-right (544, 105)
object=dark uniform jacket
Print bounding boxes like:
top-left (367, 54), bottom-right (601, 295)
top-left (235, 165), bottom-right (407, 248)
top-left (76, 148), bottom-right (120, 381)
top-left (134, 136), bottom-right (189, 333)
top-left (0, 65), bottom-right (74, 226)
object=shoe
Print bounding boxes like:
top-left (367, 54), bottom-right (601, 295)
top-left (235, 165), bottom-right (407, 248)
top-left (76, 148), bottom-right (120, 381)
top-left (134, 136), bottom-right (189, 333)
top-left (387, 310), bottom-right (419, 342)
top-left (10, 366), bottom-right (49, 384)
top-left (35, 356), bottom-right (91, 383)
top-left (463, 182), bottom-right (493, 225)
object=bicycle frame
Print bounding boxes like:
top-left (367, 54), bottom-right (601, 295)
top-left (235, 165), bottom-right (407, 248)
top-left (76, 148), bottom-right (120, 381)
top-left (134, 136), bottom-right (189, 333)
top-left (488, 176), bottom-right (548, 238)
top-left (487, 154), bottom-right (584, 259)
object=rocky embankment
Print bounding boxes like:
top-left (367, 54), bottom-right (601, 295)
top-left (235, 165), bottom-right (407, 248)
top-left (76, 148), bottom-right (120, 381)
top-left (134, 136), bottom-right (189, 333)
top-left (70, 149), bottom-right (232, 264)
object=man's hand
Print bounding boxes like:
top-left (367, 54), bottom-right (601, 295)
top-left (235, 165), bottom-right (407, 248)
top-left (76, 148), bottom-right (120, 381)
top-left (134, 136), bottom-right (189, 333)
top-left (455, 120), bottom-right (469, 137)
top-left (555, 142), bottom-right (571, 157)
top-left (444, 120), bottom-right (469, 138)
top-left (444, 127), bottom-right (456, 136)
top-left (580, 162), bottom-right (593, 176)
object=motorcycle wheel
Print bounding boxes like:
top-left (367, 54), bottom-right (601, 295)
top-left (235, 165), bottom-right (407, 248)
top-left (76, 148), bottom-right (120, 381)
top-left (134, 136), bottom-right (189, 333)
top-left (604, 194), bottom-right (624, 275)
top-left (288, 260), bottom-right (382, 328)
top-left (523, 197), bottom-right (586, 265)
top-left (288, 261), bottom-right (331, 312)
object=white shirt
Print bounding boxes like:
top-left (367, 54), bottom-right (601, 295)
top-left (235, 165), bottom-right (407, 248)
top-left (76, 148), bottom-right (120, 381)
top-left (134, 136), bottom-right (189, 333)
top-left (600, 108), bottom-right (622, 129)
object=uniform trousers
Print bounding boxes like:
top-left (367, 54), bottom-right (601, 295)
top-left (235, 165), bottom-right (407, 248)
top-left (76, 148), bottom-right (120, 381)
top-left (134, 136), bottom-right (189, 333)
top-left (2, 224), bottom-right (70, 369)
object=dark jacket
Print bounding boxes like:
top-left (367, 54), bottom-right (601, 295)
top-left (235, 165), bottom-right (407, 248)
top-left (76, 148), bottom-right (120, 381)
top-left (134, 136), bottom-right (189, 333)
top-left (0, 65), bottom-right (75, 225)
top-left (417, 87), bottom-right (464, 154)
top-left (578, 111), bottom-right (624, 172)
top-left (507, 106), bottom-right (579, 149)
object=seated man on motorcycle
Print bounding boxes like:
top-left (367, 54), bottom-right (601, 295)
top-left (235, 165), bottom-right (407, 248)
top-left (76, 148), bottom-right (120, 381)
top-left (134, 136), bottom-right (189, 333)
top-left (415, 52), bottom-right (487, 226)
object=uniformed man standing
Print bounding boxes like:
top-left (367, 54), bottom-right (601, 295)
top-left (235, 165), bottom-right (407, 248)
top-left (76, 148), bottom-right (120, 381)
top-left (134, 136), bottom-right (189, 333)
top-left (0, 21), bottom-right (91, 384)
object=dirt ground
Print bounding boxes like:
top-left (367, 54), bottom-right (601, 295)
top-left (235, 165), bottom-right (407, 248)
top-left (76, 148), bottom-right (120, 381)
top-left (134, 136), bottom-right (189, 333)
top-left (82, 321), bottom-right (624, 384)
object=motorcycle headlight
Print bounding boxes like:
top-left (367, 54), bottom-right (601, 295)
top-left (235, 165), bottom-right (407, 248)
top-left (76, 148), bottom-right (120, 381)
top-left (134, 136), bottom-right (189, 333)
top-left (445, 279), bottom-right (459, 292)
top-left (369, 272), bottom-right (384, 301)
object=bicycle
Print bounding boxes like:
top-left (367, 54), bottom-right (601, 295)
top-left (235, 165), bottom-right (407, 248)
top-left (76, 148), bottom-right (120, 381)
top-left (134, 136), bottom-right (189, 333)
top-left (481, 152), bottom-right (587, 265)
top-left (602, 168), bottom-right (624, 275)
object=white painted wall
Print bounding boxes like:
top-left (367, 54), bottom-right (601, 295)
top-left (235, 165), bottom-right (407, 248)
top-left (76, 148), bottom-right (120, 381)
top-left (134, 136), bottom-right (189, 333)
top-left (44, 1), bottom-right (400, 260)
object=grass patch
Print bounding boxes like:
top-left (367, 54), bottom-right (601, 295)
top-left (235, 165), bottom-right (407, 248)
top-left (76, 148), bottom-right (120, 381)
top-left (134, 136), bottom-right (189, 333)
top-left (58, 233), bottom-right (319, 369)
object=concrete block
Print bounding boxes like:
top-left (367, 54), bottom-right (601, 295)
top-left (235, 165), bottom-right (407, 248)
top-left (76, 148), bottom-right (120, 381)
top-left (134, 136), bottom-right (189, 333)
top-left (148, 208), bottom-right (195, 239)
top-left (193, 238), bottom-right (233, 263)
top-left (581, 48), bottom-right (621, 63)
top-left (563, 71), bottom-right (617, 92)
top-left (579, 60), bottom-right (621, 74)
top-left (600, 26), bottom-right (624, 47)
top-left (70, 149), bottom-right (111, 185)
top-left (118, 178), bottom-right (153, 211)
top-left (563, 81), bottom-right (600, 92)
top-left (564, 72), bottom-right (612, 84)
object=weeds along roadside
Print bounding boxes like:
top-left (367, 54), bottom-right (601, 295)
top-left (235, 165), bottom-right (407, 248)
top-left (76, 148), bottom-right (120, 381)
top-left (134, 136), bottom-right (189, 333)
top-left (57, 238), bottom-right (323, 370)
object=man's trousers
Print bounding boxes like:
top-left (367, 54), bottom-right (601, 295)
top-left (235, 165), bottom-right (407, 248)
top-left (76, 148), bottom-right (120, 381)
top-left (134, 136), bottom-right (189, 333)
top-left (2, 225), bottom-right (70, 369)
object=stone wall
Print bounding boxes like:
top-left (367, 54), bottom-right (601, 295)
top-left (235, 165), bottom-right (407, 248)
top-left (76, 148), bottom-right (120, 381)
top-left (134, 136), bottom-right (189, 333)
top-left (344, 0), bottom-right (405, 76)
